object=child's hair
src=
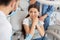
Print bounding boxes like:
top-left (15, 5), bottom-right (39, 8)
top-left (28, 4), bottom-right (40, 12)
top-left (21, 4), bottom-right (40, 38)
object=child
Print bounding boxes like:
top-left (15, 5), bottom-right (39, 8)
top-left (22, 4), bottom-right (45, 40)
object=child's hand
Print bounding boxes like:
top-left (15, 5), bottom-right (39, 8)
top-left (32, 15), bottom-right (38, 26)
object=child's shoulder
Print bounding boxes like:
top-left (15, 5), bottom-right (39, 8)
top-left (23, 17), bottom-right (30, 22)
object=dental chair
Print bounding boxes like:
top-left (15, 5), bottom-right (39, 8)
top-left (11, 11), bottom-right (60, 40)
top-left (45, 10), bottom-right (60, 40)
top-left (10, 10), bottom-right (28, 40)
top-left (9, 0), bottom-right (60, 40)
top-left (10, 0), bottom-right (29, 40)
top-left (46, 25), bottom-right (60, 40)
top-left (10, 10), bottom-right (60, 40)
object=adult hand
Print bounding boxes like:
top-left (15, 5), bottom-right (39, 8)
top-left (39, 14), bottom-right (48, 21)
top-left (39, 16), bottom-right (45, 21)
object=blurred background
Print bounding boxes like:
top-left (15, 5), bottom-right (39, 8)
top-left (7, 0), bottom-right (60, 40)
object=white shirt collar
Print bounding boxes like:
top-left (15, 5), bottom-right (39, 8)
top-left (28, 17), bottom-right (32, 21)
top-left (0, 11), bottom-right (6, 17)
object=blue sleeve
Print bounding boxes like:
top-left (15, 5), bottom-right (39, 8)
top-left (42, 4), bottom-right (54, 17)
top-left (25, 34), bottom-right (33, 40)
top-left (46, 6), bottom-right (54, 16)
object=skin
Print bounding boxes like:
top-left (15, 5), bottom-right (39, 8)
top-left (39, 14), bottom-right (48, 21)
top-left (29, 0), bottom-right (48, 22)
top-left (23, 8), bottom-right (45, 37)
top-left (13, 0), bottom-right (20, 11)
top-left (30, 0), bottom-right (36, 5)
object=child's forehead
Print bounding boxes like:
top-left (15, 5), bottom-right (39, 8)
top-left (14, 0), bottom-right (20, 2)
top-left (29, 8), bottom-right (39, 11)
top-left (30, 0), bottom-right (35, 1)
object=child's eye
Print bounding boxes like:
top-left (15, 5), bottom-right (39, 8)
top-left (34, 11), bottom-right (36, 13)
top-left (30, 11), bottom-right (33, 13)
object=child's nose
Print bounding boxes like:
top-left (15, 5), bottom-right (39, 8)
top-left (32, 13), bottom-right (35, 15)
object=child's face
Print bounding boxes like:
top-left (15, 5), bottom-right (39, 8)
top-left (28, 8), bottom-right (39, 18)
